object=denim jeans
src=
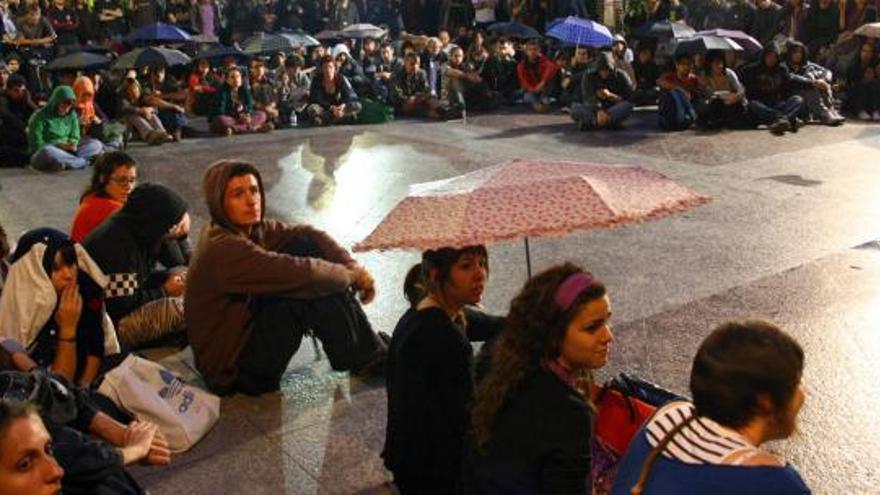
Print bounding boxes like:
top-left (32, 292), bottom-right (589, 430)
top-left (748, 96), bottom-right (804, 125)
top-left (30, 138), bottom-right (104, 172)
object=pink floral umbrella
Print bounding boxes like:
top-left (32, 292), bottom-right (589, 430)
top-left (353, 159), bottom-right (711, 275)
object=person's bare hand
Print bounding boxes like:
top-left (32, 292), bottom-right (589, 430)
top-left (144, 428), bottom-right (171, 465)
top-left (724, 93), bottom-right (739, 105)
top-left (55, 284), bottom-right (82, 338)
top-left (120, 421), bottom-right (159, 465)
top-left (349, 264), bottom-right (376, 304)
top-left (163, 273), bottom-right (186, 297)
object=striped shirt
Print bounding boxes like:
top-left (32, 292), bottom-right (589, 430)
top-left (646, 401), bottom-right (771, 467)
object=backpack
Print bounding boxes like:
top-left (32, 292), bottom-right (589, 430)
top-left (356, 97), bottom-right (395, 124)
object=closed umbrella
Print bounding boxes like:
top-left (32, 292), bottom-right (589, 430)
top-left (855, 22), bottom-right (880, 38)
top-left (340, 23), bottom-right (387, 39)
top-left (125, 22), bottom-right (193, 44)
top-left (696, 29), bottom-right (762, 53)
top-left (546, 16), bottom-right (613, 47)
top-left (487, 21), bottom-right (542, 39)
top-left (634, 20), bottom-right (696, 39)
top-left (353, 159), bottom-right (710, 275)
top-left (241, 32), bottom-right (298, 55)
top-left (673, 35), bottom-right (743, 55)
top-left (112, 47), bottom-right (192, 69)
top-left (46, 51), bottom-right (112, 71)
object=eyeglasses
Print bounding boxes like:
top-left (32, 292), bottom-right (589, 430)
top-left (109, 176), bottom-right (137, 186)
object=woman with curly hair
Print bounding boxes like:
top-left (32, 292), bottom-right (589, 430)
top-left (468, 262), bottom-right (613, 494)
top-left (383, 245), bottom-right (494, 494)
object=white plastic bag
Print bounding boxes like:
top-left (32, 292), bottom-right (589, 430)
top-left (98, 355), bottom-right (220, 453)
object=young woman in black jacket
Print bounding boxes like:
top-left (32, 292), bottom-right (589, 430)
top-left (468, 262), bottom-right (614, 494)
top-left (383, 246), bottom-right (495, 495)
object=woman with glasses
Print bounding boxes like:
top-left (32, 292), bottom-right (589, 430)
top-left (70, 151), bottom-right (138, 243)
top-left (70, 151), bottom-right (192, 268)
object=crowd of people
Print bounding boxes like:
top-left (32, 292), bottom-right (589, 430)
top-left (0, 167), bottom-right (812, 493)
top-left (0, 0), bottom-right (879, 170)
top-left (0, 0), bottom-right (847, 493)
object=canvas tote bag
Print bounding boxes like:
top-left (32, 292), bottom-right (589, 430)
top-left (98, 355), bottom-right (220, 453)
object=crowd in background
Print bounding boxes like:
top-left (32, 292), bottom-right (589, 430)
top-left (0, 0), bottom-right (879, 170)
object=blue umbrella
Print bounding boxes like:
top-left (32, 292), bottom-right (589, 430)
top-left (126, 22), bottom-right (193, 44)
top-left (546, 16), bottom-right (613, 47)
top-left (487, 21), bottom-right (542, 39)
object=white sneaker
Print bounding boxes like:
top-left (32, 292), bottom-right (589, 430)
top-left (858, 110), bottom-right (872, 120)
top-left (873, 111), bottom-right (880, 121)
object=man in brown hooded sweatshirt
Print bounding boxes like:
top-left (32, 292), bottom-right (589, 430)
top-left (185, 160), bottom-right (387, 395)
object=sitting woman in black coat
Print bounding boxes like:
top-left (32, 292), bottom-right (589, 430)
top-left (468, 262), bottom-right (614, 494)
top-left (306, 55), bottom-right (363, 126)
top-left (383, 245), bottom-right (497, 495)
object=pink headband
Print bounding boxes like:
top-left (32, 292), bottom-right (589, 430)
top-left (554, 272), bottom-right (596, 311)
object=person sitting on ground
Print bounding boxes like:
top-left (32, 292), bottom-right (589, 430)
top-left (185, 160), bottom-right (388, 395)
top-left (485, 37), bottom-right (520, 104)
top-left (249, 58), bottom-right (280, 128)
top-left (803, 0), bottom-right (839, 56)
top-left (0, 74), bottom-right (36, 167)
top-left (384, 246), bottom-right (495, 494)
top-left (749, 0), bottom-right (785, 47)
top-left (372, 42), bottom-right (402, 103)
top-left (562, 47), bottom-right (593, 106)
top-left (843, 39), bottom-right (880, 121)
top-left (611, 34), bottom-right (637, 85)
top-left (334, 43), bottom-right (372, 98)
top-left (117, 77), bottom-right (172, 145)
top-left (658, 53), bottom-right (702, 131)
top-left (390, 51), bottom-right (450, 119)
top-left (11, 5), bottom-right (56, 83)
top-left (210, 66), bottom-right (272, 135)
top-left (442, 45), bottom-right (500, 113)
top-left (517, 39), bottom-right (559, 112)
top-left (142, 65), bottom-right (188, 142)
top-left (739, 45), bottom-right (807, 135)
top-left (46, 0), bottom-right (79, 48)
top-left (83, 183), bottom-right (189, 351)
top-left (27, 85), bottom-right (104, 172)
top-left (632, 44), bottom-right (662, 106)
top-left (696, 50), bottom-right (749, 129)
top-left (187, 58), bottom-right (220, 116)
top-left (572, 51), bottom-right (635, 131)
top-left (468, 263), bottom-right (613, 494)
top-left (0, 228), bottom-right (119, 387)
top-left (307, 54), bottom-right (362, 126)
top-left (70, 151), bottom-right (137, 243)
top-left (276, 55), bottom-right (311, 126)
top-left (611, 320), bottom-right (809, 494)
top-left (783, 40), bottom-right (846, 125)
top-left (421, 37), bottom-right (448, 99)
top-left (73, 75), bottom-right (124, 150)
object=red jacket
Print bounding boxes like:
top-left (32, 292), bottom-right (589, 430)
top-left (517, 55), bottom-right (559, 92)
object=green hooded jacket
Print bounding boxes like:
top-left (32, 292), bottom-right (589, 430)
top-left (27, 86), bottom-right (80, 154)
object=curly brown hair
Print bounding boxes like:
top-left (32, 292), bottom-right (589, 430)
top-left (471, 262), bottom-right (606, 450)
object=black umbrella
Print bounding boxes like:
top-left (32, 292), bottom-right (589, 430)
top-left (197, 44), bottom-right (252, 63)
top-left (125, 22), bottom-right (193, 44)
top-left (673, 35), bottom-right (743, 56)
top-left (314, 30), bottom-right (342, 41)
top-left (279, 30), bottom-right (320, 48)
top-left (46, 51), bottom-right (112, 71)
top-left (633, 20), bottom-right (696, 39)
top-left (487, 21), bottom-right (542, 39)
top-left (112, 47), bottom-right (192, 69)
top-left (240, 32), bottom-right (298, 55)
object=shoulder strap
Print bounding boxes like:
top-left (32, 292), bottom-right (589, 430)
top-left (630, 413), bottom-right (697, 495)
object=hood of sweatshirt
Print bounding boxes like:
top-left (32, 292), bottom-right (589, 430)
top-left (202, 160), bottom-right (266, 235)
top-left (115, 183), bottom-right (188, 247)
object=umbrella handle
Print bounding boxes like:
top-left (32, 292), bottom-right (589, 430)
top-left (524, 237), bottom-right (532, 278)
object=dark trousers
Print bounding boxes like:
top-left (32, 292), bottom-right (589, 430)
top-left (848, 80), bottom-right (880, 114)
top-left (748, 95), bottom-right (804, 125)
top-left (235, 238), bottom-right (382, 394)
top-left (696, 99), bottom-right (750, 129)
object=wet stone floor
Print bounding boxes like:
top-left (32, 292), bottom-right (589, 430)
top-left (1, 109), bottom-right (879, 494)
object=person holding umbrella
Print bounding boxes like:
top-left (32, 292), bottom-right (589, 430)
top-left (571, 51), bottom-right (636, 130)
top-left (383, 245), bottom-right (493, 494)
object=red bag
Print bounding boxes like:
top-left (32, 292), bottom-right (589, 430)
top-left (592, 385), bottom-right (657, 455)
